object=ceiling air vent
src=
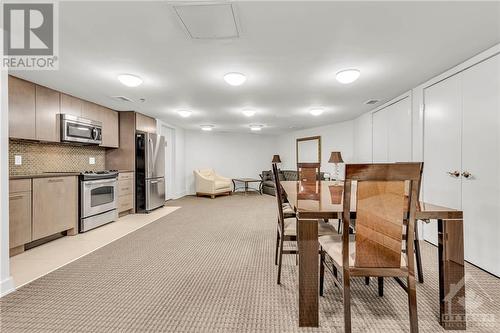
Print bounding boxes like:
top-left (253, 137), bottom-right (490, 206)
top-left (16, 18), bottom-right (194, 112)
top-left (364, 99), bottom-right (380, 105)
top-left (111, 96), bottom-right (134, 103)
top-left (173, 3), bottom-right (239, 39)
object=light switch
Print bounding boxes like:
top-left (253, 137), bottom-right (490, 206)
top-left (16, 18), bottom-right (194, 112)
top-left (89, 157), bottom-right (96, 165)
top-left (14, 155), bottom-right (22, 165)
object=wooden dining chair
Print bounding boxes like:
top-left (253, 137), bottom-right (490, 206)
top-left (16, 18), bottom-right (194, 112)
top-left (273, 163), bottom-right (337, 284)
top-left (297, 163), bottom-right (321, 182)
top-left (319, 163), bottom-right (423, 333)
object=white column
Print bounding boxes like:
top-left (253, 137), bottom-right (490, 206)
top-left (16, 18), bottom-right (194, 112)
top-left (0, 69), bottom-right (14, 296)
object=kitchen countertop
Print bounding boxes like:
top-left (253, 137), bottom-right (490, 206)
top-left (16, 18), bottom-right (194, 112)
top-left (10, 172), bottom-right (81, 180)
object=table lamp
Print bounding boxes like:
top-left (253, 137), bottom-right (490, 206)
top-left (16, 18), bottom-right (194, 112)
top-left (328, 151), bottom-right (344, 181)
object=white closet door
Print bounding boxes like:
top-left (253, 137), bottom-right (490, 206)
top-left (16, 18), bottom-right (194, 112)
top-left (386, 97), bottom-right (412, 162)
top-left (372, 109), bottom-right (388, 162)
top-left (461, 54), bottom-right (500, 276)
top-left (423, 74), bottom-right (462, 245)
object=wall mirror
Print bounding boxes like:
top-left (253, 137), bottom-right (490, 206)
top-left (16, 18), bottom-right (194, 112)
top-left (296, 136), bottom-right (321, 165)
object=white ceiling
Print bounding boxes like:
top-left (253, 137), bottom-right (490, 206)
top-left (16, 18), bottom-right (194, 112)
top-left (13, 1), bottom-right (500, 135)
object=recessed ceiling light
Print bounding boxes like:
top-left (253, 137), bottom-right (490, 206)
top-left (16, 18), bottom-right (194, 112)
top-left (177, 110), bottom-right (192, 118)
top-left (250, 124), bottom-right (263, 131)
top-left (242, 109), bottom-right (256, 117)
top-left (117, 74), bottom-right (143, 87)
top-left (309, 108), bottom-right (324, 116)
top-left (336, 69), bottom-right (360, 84)
top-left (200, 125), bottom-right (214, 131)
top-left (224, 72), bottom-right (246, 86)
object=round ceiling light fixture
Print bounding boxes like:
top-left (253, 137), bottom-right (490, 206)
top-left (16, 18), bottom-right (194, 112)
top-left (200, 125), bottom-right (214, 131)
top-left (177, 110), bottom-right (192, 118)
top-left (224, 72), bottom-right (247, 86)
top-left (242, 109), bottom-right (256, 117)
top-left (309, 108), bottom-right (325, 116)
top-left (335, 69), bottom-right (361, 84)
top-left (117, 74), bottom-right (143, 87)
top-left (250, 124), bottom-right (264, 131)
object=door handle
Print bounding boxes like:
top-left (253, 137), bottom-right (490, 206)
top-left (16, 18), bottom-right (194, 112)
top-left (447, 171), bottom-right (460, 178)
top-left (462, 171), bottom-right (472, 179)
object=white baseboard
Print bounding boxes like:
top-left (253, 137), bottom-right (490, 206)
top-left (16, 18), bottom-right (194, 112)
top-left (173, 191), bottom-right (187, 199)
top-left (0, 276), bottom-right (15, 297)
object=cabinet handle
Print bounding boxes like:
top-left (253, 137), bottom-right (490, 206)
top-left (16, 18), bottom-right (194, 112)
top-left (447, 171), bottom-right (460, 178)
top-left (48, 179), bottom-right (64, 183)
top-left (10, 195), bottom-right (24, 200)
top-left (122, 187), bottom-right (129, 191)
top-left (462, 171), bottom-right (472, 179)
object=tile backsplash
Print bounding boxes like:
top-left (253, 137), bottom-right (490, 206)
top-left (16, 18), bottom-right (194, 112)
top-left (9, 139), bottom-right (106, 175)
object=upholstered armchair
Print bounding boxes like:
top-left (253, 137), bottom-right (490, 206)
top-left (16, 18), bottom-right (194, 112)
top-left (194, 169), bottom-right (232, 198)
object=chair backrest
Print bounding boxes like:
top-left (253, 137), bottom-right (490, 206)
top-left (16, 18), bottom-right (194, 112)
top-left (342, 163), bottom-right (423, 269)
top-left (197, 169), bottom-right (215, 178)
top-left (272, 163), bottom-right (285, 231)
top-left (297, 163), bottom-right (320, 182)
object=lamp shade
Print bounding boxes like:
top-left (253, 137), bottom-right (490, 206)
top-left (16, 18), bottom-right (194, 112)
top-left (328, 152), bottom-right (343, 163)
top-left (272, 155), bottom-right (282, 163)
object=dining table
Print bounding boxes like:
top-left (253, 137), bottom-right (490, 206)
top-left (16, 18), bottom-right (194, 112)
top-left (281, 180), bottom-right (466, 330)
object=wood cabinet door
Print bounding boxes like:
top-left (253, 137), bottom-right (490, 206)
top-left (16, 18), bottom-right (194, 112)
top-left (60, 93), bottom-right (83, 117)
top-left (82, 101), bottom-right (101, 121)
top-left (136, 113), bottom-right (156, 133)
top-left (100, 107), bottom-right (119, 148)
top-left (32, 177), bottom-right (78, 240)
top-left (8, 76), bottom-right (36, 140)
top-left (36, 85), bottom-right (61, 142)
top-left (9, 190), bottom-right (32, 248)
top-left (461, 54), bottom-right (500, 276)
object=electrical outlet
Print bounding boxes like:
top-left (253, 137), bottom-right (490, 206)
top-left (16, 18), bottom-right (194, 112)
top-left (89, 157), bottom-right (96, 165)
top-left (15, 155), bottom-right (22, 165)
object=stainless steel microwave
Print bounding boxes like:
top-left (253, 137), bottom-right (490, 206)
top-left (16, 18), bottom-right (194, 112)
top-left (60, 114), bottom-right (102, 145)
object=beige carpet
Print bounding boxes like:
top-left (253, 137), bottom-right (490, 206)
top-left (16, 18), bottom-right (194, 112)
top-left (1, 194), bottom-right (499, 332)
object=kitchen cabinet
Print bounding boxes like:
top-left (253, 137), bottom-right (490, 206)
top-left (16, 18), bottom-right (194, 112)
top-left (100, 106), bottom-right (119, 148)
top-left (9, 180), bottom-right (32, 256)
top-left (8, 76), bottom-right (36, 140)
top-left (60, 93), bottom-right (83, 117)
top-left (136, 113), bottom-right (157, 133)
top-left (82, 100), bottom-right (101, 121)
top-left (35, 85), bottom-right (61, 142)
top-left (423, 54), bottom-right (500, 276)
top-left (118, 172), bottom-right (134, 214)
top-left (32, 176), bottom-right (78, 240)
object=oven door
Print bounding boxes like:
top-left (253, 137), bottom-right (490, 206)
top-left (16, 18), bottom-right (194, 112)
top-left (62, 119), bottom-right (102, 144)
top-left (81, 179), bottom-right (117, 218)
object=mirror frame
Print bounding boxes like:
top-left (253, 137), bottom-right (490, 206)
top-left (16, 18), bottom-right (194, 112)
top-left (296, 136), bottom-right (321, 166)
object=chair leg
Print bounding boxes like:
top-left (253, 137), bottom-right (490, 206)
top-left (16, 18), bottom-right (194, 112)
top-left (414, 239), bottom-right (424, 283)
top-left (319, 249), bottom-right (325, 296)
top-left (407, 275), bottom-right (419, 333)
top-left (343, 270), bottom-right (352, 333)
top-left (378, 277), bottom-right (384, 297)
top-left (277, 235), bottom-right (284, 284)
top-left (274, 230), bottom-right (280, 266)
top-left (365, 277), bottom-right (370, 285)
top-left (337, 219), bottom-right (342, 234)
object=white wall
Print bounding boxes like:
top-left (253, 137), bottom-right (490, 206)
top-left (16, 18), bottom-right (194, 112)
top-left (353, 112), bottom-right (372, 163)
top-left (1, 69), bottom-right (15, 296)
top-left (277, 120), bottom-right (355, 176)
top-left (184, 131), bottom-right (278, 194)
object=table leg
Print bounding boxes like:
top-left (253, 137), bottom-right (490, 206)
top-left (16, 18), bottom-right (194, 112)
top-left (438, 218), bottom-right (466, 330)
top-left (297, 218), bottom-right (319, 327)
top-left (245, 181), bottom-right (248, 196)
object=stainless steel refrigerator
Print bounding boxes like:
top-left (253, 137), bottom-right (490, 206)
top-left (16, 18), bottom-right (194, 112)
top-left (136, 132), bottom-right (165, 212)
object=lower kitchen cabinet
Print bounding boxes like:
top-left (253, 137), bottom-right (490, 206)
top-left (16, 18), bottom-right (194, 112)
top-left (9, 180), bottom-right (32, 256)
top-left (32, 176), bottom-right (78, 240)
top-left (118, 172), bottom-right (134, 214)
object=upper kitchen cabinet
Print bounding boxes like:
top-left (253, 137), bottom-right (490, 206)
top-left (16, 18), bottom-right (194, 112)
top-left (136, 113), bottom-right (157, 133)
top-left (8, 76), bottom-right (36, 140)
top-left (82, 101), bottom-right (119, 148)
top-left (100, 106), bottom-right (119, 148)
top-left (60, 93), bottom-right (83, 117)
top-left (35, 85), bottom-right (61, 142)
